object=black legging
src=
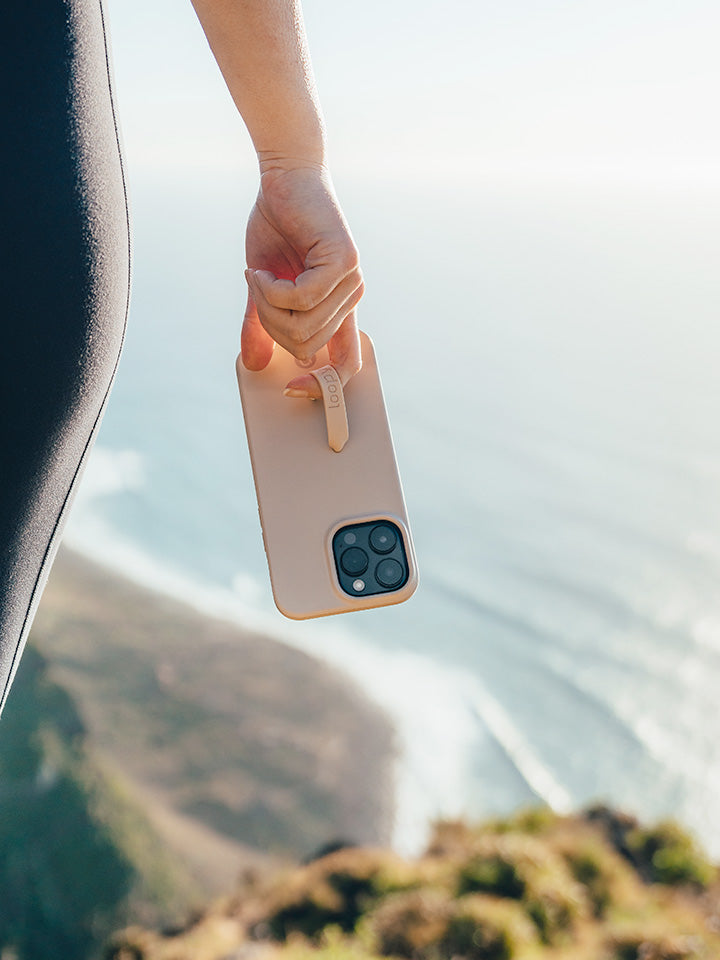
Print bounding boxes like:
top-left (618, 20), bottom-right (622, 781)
top-left (0, 0), bottom-right (129, 714)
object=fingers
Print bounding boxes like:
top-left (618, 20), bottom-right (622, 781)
top-left (284, 311), bottom-right (362, 399)
top-left (252, 257), bottom-right (357, 313)
top-left (241, 289), bottom-right (275, 370)
top-left (246, 266), bottom-right (364, 363)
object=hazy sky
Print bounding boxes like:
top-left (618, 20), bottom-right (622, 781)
top-left (107, 0), bottom-right (720, 183)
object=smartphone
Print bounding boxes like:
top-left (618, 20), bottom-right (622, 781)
top-left (236, 331), bottom-right (418, 619)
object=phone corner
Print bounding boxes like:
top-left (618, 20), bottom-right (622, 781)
top-left (273, 595), bottom-right (311, 621)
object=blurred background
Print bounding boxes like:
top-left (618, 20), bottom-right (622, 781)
top-left (4, 0), bottom-right (720, 955)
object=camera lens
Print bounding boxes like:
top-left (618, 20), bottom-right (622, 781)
top-left (369, 524), bottom-right (397, 554)
top-left (375, 558), bottom-right (404, 588)
top-left (341, 547), bottom-right (369, 576)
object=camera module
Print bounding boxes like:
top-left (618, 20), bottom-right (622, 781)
top-left (332, 519), bottom-right (409, 598)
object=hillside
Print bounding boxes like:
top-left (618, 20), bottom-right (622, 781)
top-left (0, 549), bottom-right (396, 960)
top-left (29, 550), bottom-right (396, 875)
top-left (106, 807), bottom-right (720, 960)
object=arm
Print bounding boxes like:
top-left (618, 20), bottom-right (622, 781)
top-left (190, 0), bottom-right (364, 396)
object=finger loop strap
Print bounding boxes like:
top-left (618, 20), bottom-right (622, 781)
top-left (310, 365), bottom-right (349, 453)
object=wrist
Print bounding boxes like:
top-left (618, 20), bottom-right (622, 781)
top-left (253, 99), bottom-right (327, 173)
top-left (256, 121), bottom-right (327, 174)
top-left (257, 151), bottom-right (328, 178)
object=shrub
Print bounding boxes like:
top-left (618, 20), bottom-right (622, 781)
top-left (523, 871), bottom-right (585, 946)
top-left (440, 895), bottom-right (537, 960)
top-left (368, 890), bottom-right (536, 960)
top-left (584, 807), bottom-right (716, 889)
top-left (457, 850), bottom-right (526, 900)
top-left (608, 931), bottom-right (703, 960)
top-left (487, 807), bottom-right (559, 837)
top-left (560, 836), bottom-right (637, 918)
top-left (279, 926), bottom-right (382, 960)
top-left (425, 819), bottom-right (477, 859)
top-left (262, 848), bottom-right (416, 941)
top-left (264, 874), bottom-right (345, 941)
top-left (563, 845), bottom-right (612, 915)
top-left (368, 889), bottom-right (451, 958)
top-left (426, 809), bottom-right (557, 860)
top-left (453, 835), bottom-right (586, 943)
top-left (625, 822), bottom-right (716, 888)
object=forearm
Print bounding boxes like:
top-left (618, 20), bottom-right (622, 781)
top-left (190, 0), bottom-right (326, 167)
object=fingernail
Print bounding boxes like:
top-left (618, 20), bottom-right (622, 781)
top-left (283, 387), bottom-right (310, 399)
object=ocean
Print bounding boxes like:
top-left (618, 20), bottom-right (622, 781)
top-left (65, 163), bottom-right (720, 856)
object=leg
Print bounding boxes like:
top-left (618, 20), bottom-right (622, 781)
top-left (0, 0), bottom-right (130, 714)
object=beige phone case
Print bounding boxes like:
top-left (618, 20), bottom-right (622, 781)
top-left (236, 332), bottom-right (418, 619)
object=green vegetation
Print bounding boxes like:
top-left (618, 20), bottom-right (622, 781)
top-left (105, 807), bottom-right (720, 960)
top-left (368, 891), bottom-right (536, 960)
top-left (625, 821), bottom-right (716, 888)
top-left (0, 647), bottom-right (197, 960)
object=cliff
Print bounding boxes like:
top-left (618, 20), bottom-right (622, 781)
top-left (0, 549), bottom-right (396, 960)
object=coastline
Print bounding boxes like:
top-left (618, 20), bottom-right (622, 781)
top-left (64, 497), bottom-right (484, 855)
top-left (27, 547), bottom-right (398, 895)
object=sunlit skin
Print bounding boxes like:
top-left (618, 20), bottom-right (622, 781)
top-left (190, 0), bottom-right (363, 398)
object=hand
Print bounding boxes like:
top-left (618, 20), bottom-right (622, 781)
top-left (242, 160), bottom-right (364, 398)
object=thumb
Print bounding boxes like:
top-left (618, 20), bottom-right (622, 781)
top-left (284, 312), bottom-right (362, 399)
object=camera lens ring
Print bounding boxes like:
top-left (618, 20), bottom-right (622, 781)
top-left (369, 524), bottom-right (397, 555)
top-left (340, 547), bottom-right (369, 576)
top-left (375, 558), bottom-right (404, 589)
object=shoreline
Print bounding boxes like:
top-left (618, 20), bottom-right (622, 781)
top-left (28, 547), bottom-right (398, 895)
top-left (63, 513), bottom-right (485, 854)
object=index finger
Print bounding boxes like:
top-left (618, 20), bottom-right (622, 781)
top-left (252, 260), bottom-right (360, 313)
top-left (241, 287), bottom-right (275, 370)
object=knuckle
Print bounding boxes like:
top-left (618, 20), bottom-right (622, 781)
top-left (292, 289), bottom-right (316, 312)
top-left (264, 290), bottom-right (285, 310)
top-left (339, 241), bottom-right (360, 274)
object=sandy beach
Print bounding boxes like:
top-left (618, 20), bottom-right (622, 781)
top-left (25, 547), bottom-right (397, 896)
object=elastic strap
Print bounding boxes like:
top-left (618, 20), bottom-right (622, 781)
top-left (309, 365), bottom-right (349, 452)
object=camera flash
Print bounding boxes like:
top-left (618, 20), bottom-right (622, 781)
top-left (352, 579), bottom-right (365, 592)
top-left (343, 532), bottom-right (357, 545)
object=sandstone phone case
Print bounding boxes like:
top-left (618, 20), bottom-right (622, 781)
top-left (236, 332), bottom-right (418, 619)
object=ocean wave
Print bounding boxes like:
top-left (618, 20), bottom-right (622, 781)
top-left (428, 575), bottom-right (640, 676)
top-left (423, 577), bottom-right (669, 768)
top-left (468, 678), bottom-right (573, 814)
